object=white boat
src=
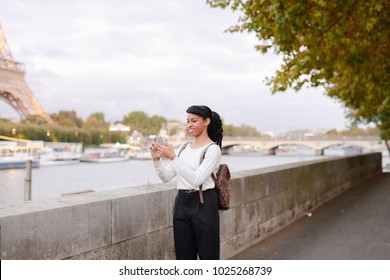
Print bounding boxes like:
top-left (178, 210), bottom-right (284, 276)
top-left (80, 148), bottom-right (128, 163)
top-left (127, 150), bottom-right (152, 160)
top-left (0, 155), bottom-right (40, 169)
top-left (0, 136), bottom-right (43, 169)
top-left (40, 142), bottom-right (82, 166)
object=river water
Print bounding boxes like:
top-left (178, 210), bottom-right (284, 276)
top-left (1, 152), bottom-right (388, 204)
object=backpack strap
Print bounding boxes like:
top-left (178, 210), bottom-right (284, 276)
top-left (177, 141), bottom-right (205, 201)
top-left (198, 142), bottom-right (217, 204)
top-left (177, 141), bottom-right (191, 158)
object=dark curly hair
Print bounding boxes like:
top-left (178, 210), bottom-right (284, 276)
top-left (186, 105), bottom-right (223, 149)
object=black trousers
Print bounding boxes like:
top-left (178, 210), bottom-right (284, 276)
top-left (173, 188), bottom-right (220, 260)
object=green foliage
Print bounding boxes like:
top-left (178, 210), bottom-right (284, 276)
top-left (223, 124), bottom-right (263, 137)
top-left (122, 111), bottom-right (166, 136)
top-left (1, 109), bottom-right (266, 145)
top-left (21, 115), bottom-right (50, 125)
top-left (0, 119), bottom-right (127, 145)
top-left (83, 112), bottom-right (108, 130)
top-left (325, 126), bottom-right (379, 137)
top-left (0, 110), bottom-right (164, 145)
top-left (49, 110), bottom-right (84, 128)
top-left (207, 0), bottom-right (390, 147)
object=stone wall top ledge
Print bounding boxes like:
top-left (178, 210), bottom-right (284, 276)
top-left (232, 152), bottom-right (380, 180)
top-left (0, 182), bottom-right (176, 218)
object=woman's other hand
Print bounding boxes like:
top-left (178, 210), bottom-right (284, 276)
top-left (149, 137), bottom-right (161, 161)
top-left (157, 139), bottom-right (176, 160)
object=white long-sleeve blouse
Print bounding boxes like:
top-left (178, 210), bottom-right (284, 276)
top-left (153, 142), bottom-right (221, 191)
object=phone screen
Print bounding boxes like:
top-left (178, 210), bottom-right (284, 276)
top-left (157, 136), bottom-right (165, 145)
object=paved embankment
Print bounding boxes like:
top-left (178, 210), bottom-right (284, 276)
top-left (231, 173), bottom-right (390, 260)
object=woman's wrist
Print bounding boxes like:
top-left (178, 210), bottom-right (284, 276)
top-left (168, 155), bottom-right (176, 161)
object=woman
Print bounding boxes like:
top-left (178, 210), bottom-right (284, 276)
top-left (150, 105), bottom-right (223, 260)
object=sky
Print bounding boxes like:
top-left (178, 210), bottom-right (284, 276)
top-left (0, 0), bottom-right (349, 134)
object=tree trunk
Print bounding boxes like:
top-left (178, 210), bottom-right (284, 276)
top-left (385, 139), bottom-right (390, 156)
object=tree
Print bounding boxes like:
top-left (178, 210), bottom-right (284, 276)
top-left (122, 111), bottom-right (166, 135)
top-left (21, 115), bottom-right (49, 125)
top-left (149, 115), bottom-right (167, 135)
top-left (83, 112), bottom-right (108, 130)
top-left (223, 124), bottom-right (263, 137)
top-left (207, 0), bottom-right (389, 153)
top-left (50, 110), bottom-right (84, 128)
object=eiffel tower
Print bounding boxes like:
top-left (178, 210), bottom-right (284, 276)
top-left (0, 23), bottom-right (50, 122)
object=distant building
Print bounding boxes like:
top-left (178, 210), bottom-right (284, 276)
top-left (283, 129), bottom-right (327, 140)
top-left (159, 120), bottom-right (186, 140)
top-left (109, 123), bottom-right (130, 132)
top-left (262, 131), bottom-right (275, 138)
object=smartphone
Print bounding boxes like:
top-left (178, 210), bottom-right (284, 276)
top-left (156, 136), bottom-right (165, 146)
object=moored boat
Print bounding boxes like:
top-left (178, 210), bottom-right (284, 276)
top-left (80, 148), bottom-right (128, 163)
top-left (0, 136), bottom-right (43, 169)
top-left (40, 142), bottom-right (82, 166)
top-left (0, 156), bottom-right (40, 169)
top-left (127, 150), bottom-right (152, 160)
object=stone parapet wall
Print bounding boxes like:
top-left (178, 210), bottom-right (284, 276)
top-left (0, 153), bottom-right (382, 259)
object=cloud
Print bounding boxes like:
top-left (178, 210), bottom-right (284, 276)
top-left (0, 0), bottom-right (348, 133)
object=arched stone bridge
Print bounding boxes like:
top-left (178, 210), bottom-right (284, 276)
top-left (221, 137), bottom-right (386, 155)
top-left (169, 137), bottom-right (386, 155)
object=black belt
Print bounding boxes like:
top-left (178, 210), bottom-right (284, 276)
top-left (179, 189), bottom-right (198, 193)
